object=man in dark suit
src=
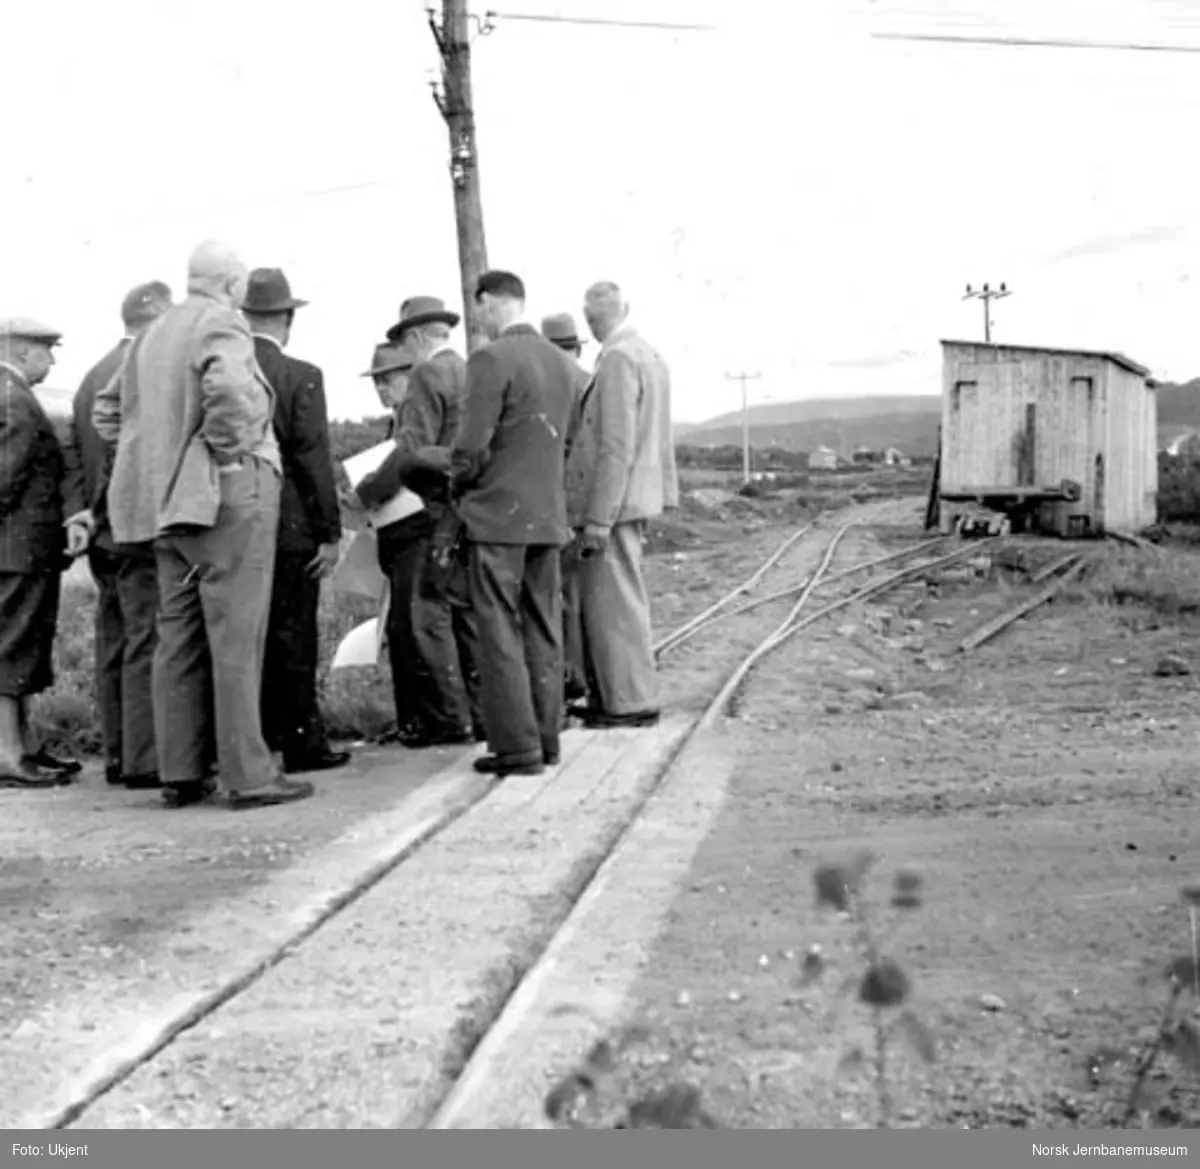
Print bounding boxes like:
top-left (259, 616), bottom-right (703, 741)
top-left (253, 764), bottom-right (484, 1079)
top-left (441, 271), bottom-right (579, 777)
top-left (355, 296), bottom-right (479, 748)
top-left (242, 268), bottom-right (349, 775)
top-left (63, 281), bottom-right (173, 789)
top-left (541, 312), bottom-right (593, 704)
top-left (0, 318), bottom-right (78, 789)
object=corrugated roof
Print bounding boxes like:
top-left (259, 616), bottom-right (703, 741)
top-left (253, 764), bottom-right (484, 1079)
top-left (939, 339), bottom-right (1150, 378)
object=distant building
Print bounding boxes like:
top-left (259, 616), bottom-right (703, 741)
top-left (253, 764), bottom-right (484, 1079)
top-left (939, 339), bottom-right (1157, 537)
top-left (884, 447), bottom-right (910, 467)
top-left (809, 444), bottom-right (838, 471)
top-left (1165, 429), bottom-right (1200, 459)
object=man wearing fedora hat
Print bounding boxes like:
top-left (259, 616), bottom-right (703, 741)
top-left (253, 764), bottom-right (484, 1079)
top-left (355, 296), bottom-right (480, 747)
top-left (242, 267), bottom-right (349, 776)
top-left (62, 281), bottom-right (173, 790)
top-left (541, 312), bottom-right (593, 705)
top-left (361, 342), bottom-right (413, 416)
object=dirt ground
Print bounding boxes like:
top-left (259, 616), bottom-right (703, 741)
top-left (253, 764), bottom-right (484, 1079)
top-left (594, 513), bottom-right (1200, 1130)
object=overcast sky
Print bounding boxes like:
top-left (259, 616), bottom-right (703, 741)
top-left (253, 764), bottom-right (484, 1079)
top-left (5, 0), bottom-right (1200, 422)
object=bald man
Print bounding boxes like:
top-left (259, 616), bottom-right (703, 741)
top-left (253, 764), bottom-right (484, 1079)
top-left (63, 281), bottom-right (173, 789)
top-left (94, 240), bottom-right (314, 810)
top-left (564, 281), bottom-right (679, 728)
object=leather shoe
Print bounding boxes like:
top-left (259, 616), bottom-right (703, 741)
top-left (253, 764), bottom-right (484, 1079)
top-left (123, 773), bottom-right (163, 790)
top-left (473, 753), bottom-right (545, 778)
top-left (228, 778), bottom-right (315, 810)
top-left (578, 708), bottom-right (660, 730)
top-left (105, 764), bottom-right (123, 786)
top-left (162, 777), bottom-right (218, 808)
top-left (25, 746), bottom-right (82, 775)
top-left (0, 761), bottom-right (66, 789)
top-left (399, 727), bottom-right (473, 750)
top-left (284, 749), bottom-right (350, 775)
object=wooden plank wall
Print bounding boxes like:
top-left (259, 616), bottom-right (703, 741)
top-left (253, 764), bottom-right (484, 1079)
top-left (940, 342), bottom-right (1157, 534)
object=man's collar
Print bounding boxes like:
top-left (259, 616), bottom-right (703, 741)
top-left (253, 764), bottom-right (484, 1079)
top-left (502, 322), bottom-right (536, 336)
top-left (601, 321), bottom-right (635, 350)
top-left (252, 332), bottom-right (285, 351)
top-left (0, 361), bottom-right (30, 388)
top-left (427, 342), bottom-right (457, 360)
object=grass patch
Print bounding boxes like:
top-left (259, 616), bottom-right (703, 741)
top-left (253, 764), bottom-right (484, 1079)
top-left (1061, 545), bottom-right (1200, 617)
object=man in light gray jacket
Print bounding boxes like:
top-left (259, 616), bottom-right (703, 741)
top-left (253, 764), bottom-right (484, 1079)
top-left (93, 240), bottom-right (314, 810)
top-left (564, 281), bottom-right (679, 728)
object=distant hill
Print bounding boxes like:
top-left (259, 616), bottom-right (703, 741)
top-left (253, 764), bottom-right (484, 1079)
top-left (677, 395), bottom-right (942, 456)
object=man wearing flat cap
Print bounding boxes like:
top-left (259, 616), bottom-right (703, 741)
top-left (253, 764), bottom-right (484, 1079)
top-left (63, 281), bottom-right (173, 790)
top-left (0, 318), bottom-right (78, 788)
top-left (94, 240), bottom-right (313, 811)
top-left (353, 296), bottom-right (480, 748)
top-left (542, 311), bottom-right (593, 705)
top-left (242, 267), bottom-right (348, 777)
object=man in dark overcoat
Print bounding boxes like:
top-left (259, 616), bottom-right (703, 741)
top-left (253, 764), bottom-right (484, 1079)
top-left (0, 318), bottom-right (78, 788)
top-left (438, 271), bottom-right (579, 777)
top-left (242, 268), bottom-right (349, 775)
top-left (355, 297), bottom-right (480, 747)
top-left (63, 281), bottom-right (173, 788)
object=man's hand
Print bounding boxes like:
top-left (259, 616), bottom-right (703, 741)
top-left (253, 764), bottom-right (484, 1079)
top-left (306, 541), bottom-right (342, 580)
top-left (65, 510), bottom-right (95, 558)
top-left (577, 523), bottom-right (610, 559)
top-left (412, 446), bottom-right (453, 474)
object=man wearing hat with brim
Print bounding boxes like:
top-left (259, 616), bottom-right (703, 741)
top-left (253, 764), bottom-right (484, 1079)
top-left (0, 317), bottom-right (78, 788)
top-left (542, 312), bottom-right (594, 705)
top-left (63, 281), bottom-right (174, 790)
top-left (242, 267), bottom-right (349, 777)
top-left (361, 342), bottom-right (413, 417)
top-left (354, 296), bottom-right (481, 748)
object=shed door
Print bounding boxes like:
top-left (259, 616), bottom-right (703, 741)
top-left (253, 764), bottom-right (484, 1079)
top-left (948, 362), bottom-right (1020, 487)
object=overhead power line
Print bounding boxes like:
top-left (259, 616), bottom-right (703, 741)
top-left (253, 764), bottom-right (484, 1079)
top-left (483, 10), bottom-right (718, 32)
top-left (872, 30), bottom-right (1200, 55)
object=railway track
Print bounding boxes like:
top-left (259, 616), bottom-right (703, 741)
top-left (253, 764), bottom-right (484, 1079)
top-left (31, 505), bottom-right (999, 1130)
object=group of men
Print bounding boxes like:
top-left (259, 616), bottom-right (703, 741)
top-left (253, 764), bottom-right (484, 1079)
top-left (0, 237), bottom-right (678, 808)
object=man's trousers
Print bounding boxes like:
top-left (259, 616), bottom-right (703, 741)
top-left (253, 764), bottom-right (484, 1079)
top-left (152, 459), bottom-right (281, 794)
top-left (467, 541), bottom-right (563, 764)
top-left (89, 541), bottom-right (159, 778)
top-left (261, 548), bottom-right (333, 765)
top-left (377, 516), bottom-right (478, 738)
top-left (576, 519), bottom-right (659, 716)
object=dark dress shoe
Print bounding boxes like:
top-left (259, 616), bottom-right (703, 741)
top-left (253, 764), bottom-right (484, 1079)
top-left (0, 761), bottom-right (65, 789)
top-left (544, 750), bottom-right (561, 766)
top-left (473, 753), bottom-right (545, 778)
top-left (26, 747), bottom-right (82, 775)
top-left (123, 773), bottom-right (163, 790)
top-left (399, 726), bottom-right (473, 750)
top-left (228, 778), bottom-right (316, 810)
top-left (105, 764), bottom-right (124, 786)
top-left (162, 777), bottom-right (219, 808)
top-left (284, 749), bottom-right (351, 774)
top-left (579, 708), bottom-right (661, 730)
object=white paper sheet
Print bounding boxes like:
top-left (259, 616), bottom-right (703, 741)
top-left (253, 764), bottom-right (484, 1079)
top-left (341, 441), bottom-right (425, 529)
top-left (330, 582), bottom-right (390, 670)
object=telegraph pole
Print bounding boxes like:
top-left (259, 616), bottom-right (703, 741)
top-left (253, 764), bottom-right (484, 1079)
top-left (429, 2), bottom-right (490, 354)
top-left (963, 282), bottom-right (1012, 344)
top-left (725, 371), bottom-right (761, 484)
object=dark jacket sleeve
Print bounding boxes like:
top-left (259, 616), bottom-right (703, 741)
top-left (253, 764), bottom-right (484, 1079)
top-left (356, 362), bottom-right (449, 509)
top-left (0, 393), bottom-right (39, 520)
top-left (451, 347), bottom-right (508, 488)
top-left (290, 364), bottom-right (342, 545)
top-left (61, 393), bottom-right (87, 518)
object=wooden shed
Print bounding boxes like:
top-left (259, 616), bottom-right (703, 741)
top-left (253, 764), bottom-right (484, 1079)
top-left (938, 340), bottom-right (1158, 537)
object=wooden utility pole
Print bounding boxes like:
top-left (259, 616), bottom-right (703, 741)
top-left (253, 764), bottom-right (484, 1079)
top-left (963, 282), bottom-right (1012, 344)
top-left (725, 371), bottom-right (761, 484)
top-left (430, 1), bottom-right (490, 354)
